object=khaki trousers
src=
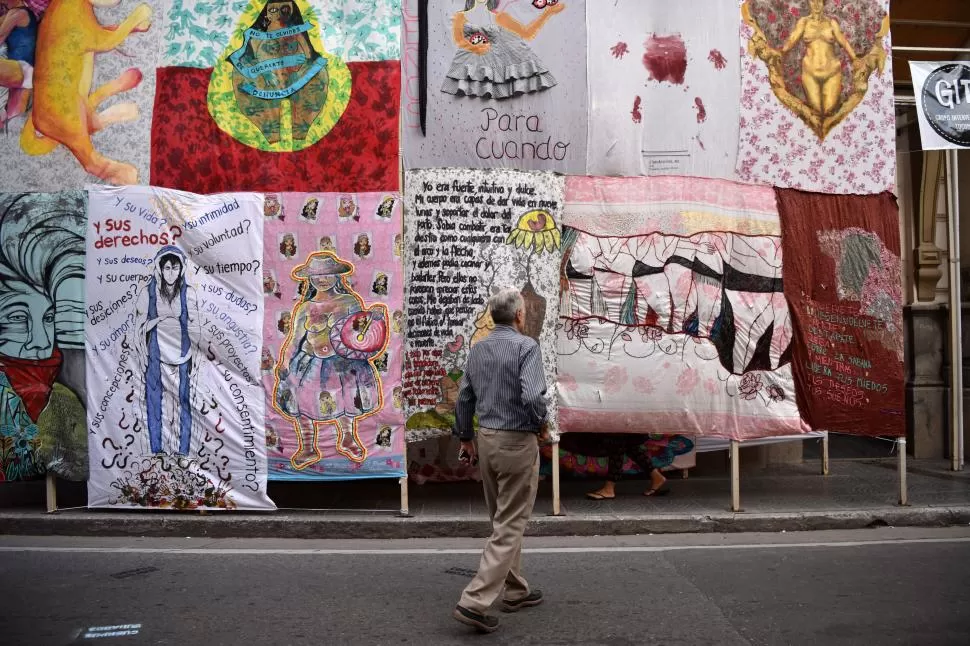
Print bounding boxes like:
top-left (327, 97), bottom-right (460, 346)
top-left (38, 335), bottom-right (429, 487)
top-left (459, 427), bottom-right (539, 613)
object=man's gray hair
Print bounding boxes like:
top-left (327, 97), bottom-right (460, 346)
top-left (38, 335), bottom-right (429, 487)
top-left (488, 288), bottom-right (524, 325)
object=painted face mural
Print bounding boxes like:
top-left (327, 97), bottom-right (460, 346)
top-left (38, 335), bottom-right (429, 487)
top-left (0, 192), bottom-right (87, 482)
top-left (208, 0), bottom-right (352, 152)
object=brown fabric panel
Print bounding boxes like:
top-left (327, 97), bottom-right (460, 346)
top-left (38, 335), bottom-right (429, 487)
top-left (775, 189), bottom-right (904, 437)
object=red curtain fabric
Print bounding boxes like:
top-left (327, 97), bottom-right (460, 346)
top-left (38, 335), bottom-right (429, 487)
top-left (150, 62), bottom-right (400, 193)
top-left (775, 189), bottom-right (904, 437)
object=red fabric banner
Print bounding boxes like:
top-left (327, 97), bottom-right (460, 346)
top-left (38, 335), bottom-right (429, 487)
top-left (775, 189), bottom-right (904, 437)
top-left (150, 62), bottom-right (400, 193)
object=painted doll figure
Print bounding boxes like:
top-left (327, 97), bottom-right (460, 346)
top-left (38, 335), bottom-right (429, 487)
top-left (442, 0), bottom-right (564, 100)
top-left (229, 0), bottom-right (329, 144)
top-left (133, 246), bottom-right (201, 456)
top-left (273, 252), bottom-right (389, 467)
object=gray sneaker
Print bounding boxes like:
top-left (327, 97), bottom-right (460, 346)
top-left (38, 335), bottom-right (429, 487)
top-left (502, 589), bottom-right (543, 612)
top-left (453, 605), bottom-right (499, 633)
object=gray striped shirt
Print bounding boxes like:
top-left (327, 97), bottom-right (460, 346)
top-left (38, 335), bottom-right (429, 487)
top-left (455, 325), bottom-right (548, 441)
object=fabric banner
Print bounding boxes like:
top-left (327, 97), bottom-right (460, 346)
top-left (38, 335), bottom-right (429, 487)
top-left (403, 168), bottom-right (562, 440)
top-left (586, 0), bottom-right (740, 180)
top-left (0, 0), bottom-right (161, 190)
top-left (150, 61), bottom-right (399, 193)
top-left (262, 192), bottom-right (406, 479)
top-left (0, 192), bottom-right (88, 482)
top-left (151, 0), bottom-right (399, 194)
top-left (736, 0), bottom-right (895, 194)
top-left (909, 61), bottom-right (970, 150)
top-left (560, 176), bottom-right (805, 440)
top-left (775, 189), bottom-right (904, 437)
top-left (402, 0), bottom-right (587, 173)
top-left (86, 185), bottom-right (274, 510)
top-left (162, 0), bottom-right (402, 68)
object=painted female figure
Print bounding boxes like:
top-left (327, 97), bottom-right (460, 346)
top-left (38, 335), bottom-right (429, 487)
top-left (442, 0), bottom-right (564, 100)
top-left (273, 252), bottom-right (388, 467)
top-left (228, 0), bottom-right (329, 144)
top-left (133, 246), bottom-right (201, 456)
top-left (778, 0), bottom-right (856, 116)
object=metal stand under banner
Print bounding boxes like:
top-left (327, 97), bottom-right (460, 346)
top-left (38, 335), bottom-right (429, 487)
top-left (898, 438), bottom-right (908, 507)
top-left (399, 476), bottom-right (410, 517)
top-left (45, 473), bottom-right (57, 513)
top-left (730, 440), bottom-right (741, 512)
top-left (551, 441), bottom-right (562, 516)
top-left (821, 432), bottom-right (830, 476)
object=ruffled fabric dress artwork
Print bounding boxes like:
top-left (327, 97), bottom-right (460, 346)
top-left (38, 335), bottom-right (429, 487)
top-left (441, 0), bottom-right (562, 100)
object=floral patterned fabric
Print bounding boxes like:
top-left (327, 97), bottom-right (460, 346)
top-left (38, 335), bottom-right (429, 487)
top-left (736, 0), bottom-right (895, 194)
top-left (150, 62), bottom-right (400, 193)
top-left (559, 176), bottom-right (806, 440)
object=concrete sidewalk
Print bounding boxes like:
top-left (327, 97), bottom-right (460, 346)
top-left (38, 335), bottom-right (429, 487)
top-left (1, 460), bottom-right (968, 538)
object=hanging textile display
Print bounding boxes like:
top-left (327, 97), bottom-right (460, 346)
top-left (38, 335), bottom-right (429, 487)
top-left (401, 0), bottom-right (587, 173)
top-left (775, 189), bottom-right (904, 437)
top-left (736, 0), bottom-right (895, 194)
top-left (559, 176), bottom-right (805, 439)
top-left (86, 185), bottom-right (274, 510)
top-left (150, 0), bottom-right (399, 193)
top-left (162, 0), bottom-right (403, 68)
top-left (586, 0), bottom-right (740, 180)
top-left (403, 168), bottom-right (562, 440)
top-left (262, 192), bottom-right (406, 479)
top-left (0, 0), bottom-right (161, 190)
top-left (0, 192), bottom-right (88, 482)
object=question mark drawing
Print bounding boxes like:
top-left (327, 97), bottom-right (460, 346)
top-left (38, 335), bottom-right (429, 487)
top-left (124, 434), bottom-right (135, 448)
top-left (118, 411), bottom-right (129, 430)
top-left (242, 219), bottom-right (251, 233)
top-left (170, 225), bottom-right (183, 243)
top-left (251, 259), bottom-right (261, 276)
top-left (129, 282), bottom-right (139, 299)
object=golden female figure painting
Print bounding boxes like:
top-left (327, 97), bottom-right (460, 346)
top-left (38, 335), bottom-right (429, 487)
top-left (737, 0), bottom-right (895, 194)
top-left (208, 0), bottom-right (352, 152)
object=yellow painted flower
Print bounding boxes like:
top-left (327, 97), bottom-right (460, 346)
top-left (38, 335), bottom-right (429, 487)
top-left (506, 209), bottom-right (560, 254)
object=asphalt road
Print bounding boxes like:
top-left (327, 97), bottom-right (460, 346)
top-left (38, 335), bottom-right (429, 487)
top-left (1, 528), bottom-right (969, 645)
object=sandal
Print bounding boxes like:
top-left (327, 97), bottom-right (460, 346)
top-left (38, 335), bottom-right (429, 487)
top-left (586, 491), bottom-right (615, 500)
top-left (643, 486), bottom-right (671, 497)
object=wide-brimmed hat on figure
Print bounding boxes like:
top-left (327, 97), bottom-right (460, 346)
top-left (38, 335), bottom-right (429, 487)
top-left (292, 252), bottom-right (353, 279)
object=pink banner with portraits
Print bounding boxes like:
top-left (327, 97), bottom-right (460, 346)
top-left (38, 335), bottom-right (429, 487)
top-left (261, 192), bottom-right (406, 480)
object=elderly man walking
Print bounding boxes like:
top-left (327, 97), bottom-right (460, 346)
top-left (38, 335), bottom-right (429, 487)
top-left (452, 288), bottom-right (549, 633)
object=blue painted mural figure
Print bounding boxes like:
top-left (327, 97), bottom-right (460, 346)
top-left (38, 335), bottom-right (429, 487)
top-left (133, 246), bottom-right (201, 456)
top-left (0, 191), bottom-right (87, 482)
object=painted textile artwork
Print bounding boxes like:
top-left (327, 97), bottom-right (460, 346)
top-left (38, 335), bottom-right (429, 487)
top-left (0, 191), bottom-right (87, 482)
top-left (403, 168), bottom-right (562, 440)
top-left (558, 177), bottom-right (804, 439)
top-left (736, 0), bottom-right (896, 194)
top-left (262, 192), bottom-right (405, 480)
top-left (85, 186), bottom-right (274, 510)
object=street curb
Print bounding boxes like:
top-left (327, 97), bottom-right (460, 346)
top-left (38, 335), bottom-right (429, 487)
top-left (2, 506), bottom-right (969, 539)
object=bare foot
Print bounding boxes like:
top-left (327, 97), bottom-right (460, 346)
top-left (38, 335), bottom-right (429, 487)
top-left (586, 483), bottom-right (616, 500)
top-left (644, 470), bottom-right (668, 496)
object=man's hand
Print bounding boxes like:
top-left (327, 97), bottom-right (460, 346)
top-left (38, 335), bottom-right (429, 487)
top-left (538, 423), bottom-right (552, 446)
top-left (458, 440), bottom-right (478, 466)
